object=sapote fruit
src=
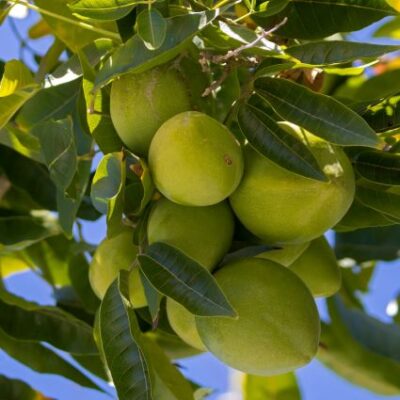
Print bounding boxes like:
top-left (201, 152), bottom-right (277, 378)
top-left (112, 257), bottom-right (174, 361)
top-left (166, 298), bottom-right (206, 351)
top-left (258, 242), bottom-right (310, 267)
top-left (288, 236), bottom-right (341, 298)
top-left (147, 197), bottom-right (234, 269)
top-left (195, 258), bottom-right (320, 375)
top-left (149, 111), bottom-right (244, 206)
top-left (89, 228), bottom-right (146, 308)
top-left (110, 65), bottom-right (190, 156)
top-left (230, 126), bottom-right (355, 244)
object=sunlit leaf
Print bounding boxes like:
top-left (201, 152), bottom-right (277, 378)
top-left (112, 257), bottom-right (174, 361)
top-left (137, 9), bottom-right (167, 50)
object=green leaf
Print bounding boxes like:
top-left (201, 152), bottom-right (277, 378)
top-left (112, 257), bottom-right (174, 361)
top-left (137, 9), bottom-right (167, 50)
top-left (256, 0), bottom-right (397, 39)
top-left (374, 15), bottom-right (400, 39)
top-left (335, 225), bottom-right (400, 262)
top-left (94, 10), bottom-right (219, 90)
top-left (243, 373), bottom-right (301, 400)
top-left (98, 275), bottom-right (152, 400)
top-left (255, 77), bottom-right (379, 147)
top-left (0, 60), bottom-right (35, 97)
top-left (69, 253), bottom-right (100, 313)
top-left (354, 69), bottom-right (400, 101)
top-left (0, 327), bottom-right (103, 392)
top-left (0, 374), bottom-right (49, 400)
top-left (0, 213), bottom-right (59, 251)
top-left (354, 150), bottom-right (400, 185)
top-left (32, 118), bottom-right (77, 191)
top-left (250, 0), bottom-right (290, 17)
top-left (138, 242), bottom-right (237, 317)
top-left (286, 41), bottom-right (400, 66)
top-left (69, 0), bottom-right (138, 21)
top-left (0, 289), bottom-right (98, 354)
top-left (357, 185), bottom-right (400, 220)
top-left (238, 102), bottom-right (325, 181)
top-left (90, 152), bottom-right (126, 237)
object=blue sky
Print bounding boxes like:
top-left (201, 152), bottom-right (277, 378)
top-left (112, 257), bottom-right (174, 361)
top-left (1, 8), bottom-right (400, 400)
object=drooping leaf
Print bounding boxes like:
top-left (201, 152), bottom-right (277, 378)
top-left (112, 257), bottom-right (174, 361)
top-left (32, 118), bottom-right (77, 191)
top-left (94, 10), bottom-right (219, 90)
top-left (0, 327), bottom-right (103, 392)
top-left (137, 9), bottom-right (167, 50)
top-left (98, 274), bottom-right (153, 400)
top-left (238, 102), bottom-right (325, 181)
top-left (256, 0), bottom-right (397, 39)
top-left (335, 225), bottom-right (400, 262)
top-left (354, 150), bottom-right (400, 185)
top-left (0, 374), bottom-right (50, 400)
top-left (0, 289), bottom-right (98, 354)
top-left (138, 242), bottom-right (237, 317)
top-left (243, 372), bottom-right (301, 400)
top-left (69, 0), bottom-right (138, 21)
top-left (90, 152), bottom-right (126, 236)
top-left (286, 41), bottom-right (400, 66)
top-left (255, 77), bottom-right (379, 147)
top-left (0, 60), bottom-right (35, 97)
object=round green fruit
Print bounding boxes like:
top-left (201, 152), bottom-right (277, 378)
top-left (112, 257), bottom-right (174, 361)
top-left (195, 258), bottom-right (320, 375)
top-left (230, 129), bottom-right (355, 244)
top-left (258, 242), bottom-right (310, 267)
top-left (110, 66), bottom-right (190, 156)
top-left (149, 111), bottom-right (244, 206)
top-left (166, 298), bottom-right (206, 351)
top-left (89, 229), bottom-right (146, 307)
top-left (288, 236), bottom-right (341, 298)
top-left (147, 197), bottom-right (234, 269)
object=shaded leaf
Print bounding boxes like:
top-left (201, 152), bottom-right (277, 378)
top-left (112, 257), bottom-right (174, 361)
top-left (69, 0), bottom-right (137, 21)
top-left (286, 41), bottom-right (400, 66)
top-left (0, 327), bottom-right (102, 392)
top-left (238, 102), bottom-right (325, 181)
top-left (255, 77), bottom-right (379, 147)
top-left (0, 289), bottom-right (97, 354)
top-left (257, 0), bottom-right (397, 39)
top-left (138, 242), bottom-right (237, 317)
top-left (335, 225), bottom-right (400, 262)
top-left (99, 275), bottom-right (152, 400)
top-left (0, 374), bottom-right (51, 400)
top-left (137, 9), bottom-right (167, 50)
top-left (357, 186), bottom-right (400, 220)
top-left (94, 10), bottom-right (219, 90)
top-left (354, 150), bottom-right (400, 185)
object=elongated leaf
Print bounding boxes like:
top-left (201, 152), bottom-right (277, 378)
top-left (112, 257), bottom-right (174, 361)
top-left (94, 10), bottom-right (218, 89)
top-left (0, 374), bottom-right (50, 400)
top-left (90, 152), bottom-right (125, 236)
top-left (255, 77), bottom-right (379, 147)
top-left (99, 276), bottom-right (152, 400)
top-left (354, 150), bottom-right (400, 185)
top-left (335, 225), bottom-right (400, 262)
top-left (0, 289), bottom-right (97, 354)
top-left (357, 186), bottom-right (400, 220)
top-left (238, 102), bottom-right (325, 181)
top-left (32, 119), bottom-right (77, 191)
top-left (0, 214), bottom-right (59, 251)
top-left (286, 41), bottom-right (400, 66)
top-left (243, 373), bottom-right (301, 400)
top-left (137, 9), bottom-right (167, 50)
top-left (374, 15), bottom-right (400, 38)
top-left (69, 0), bottom-right (137, 21)
top-left (138, 242), bottom-right (236, 317)
top-left (250, 0), bottom-right (289, 17)
top-left (355, 69), bottom-right (400, 101)
top-left (0, 328), bottom-right (102, 392)
top-left (257, 0), bottom-right (397, 39)
top-left (0, 60), bottom-right (34, 97)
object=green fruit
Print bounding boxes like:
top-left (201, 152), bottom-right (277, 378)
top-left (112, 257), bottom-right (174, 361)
top-left (110, 66), bottom-right (190, 156)
top-left (195, 258), bottom-right (320, 375)
top-left (147, 197), bottom-right (234, 269)
top-left (149, 111), bottom-right (244, 206)
top-left (89, 229), bottom-right (146, 307)
top-left (230, 130), bottom-right (355, 244)
top-left (288, 236), bottom-right (341, 298)
top-left (166, 298), bottom-right (206, 351)
top-left (258, 242), bottom-right (310, 267)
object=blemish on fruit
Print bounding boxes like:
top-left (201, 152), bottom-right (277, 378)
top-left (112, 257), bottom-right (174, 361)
top-left (224, 154), bottom-right (233, 165)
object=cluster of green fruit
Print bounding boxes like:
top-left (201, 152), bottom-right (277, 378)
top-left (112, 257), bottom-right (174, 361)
top-left (89, 63), bottom-right (355, 376)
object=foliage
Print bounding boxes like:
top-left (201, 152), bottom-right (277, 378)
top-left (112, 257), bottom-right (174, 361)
top-left (0, 0), bottom-right (400, 399)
